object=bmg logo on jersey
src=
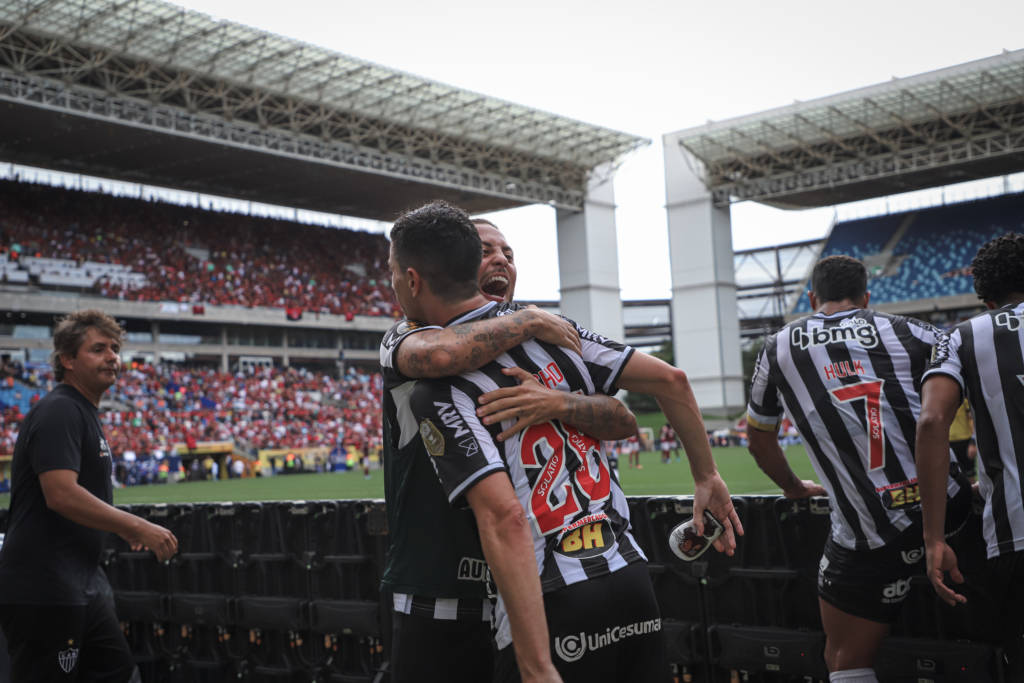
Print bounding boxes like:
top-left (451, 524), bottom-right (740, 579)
top-left (792, 317), bottom-right (880, 351)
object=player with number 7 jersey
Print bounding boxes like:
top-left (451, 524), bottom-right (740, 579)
top-left (745, 255), bottom-right (971, 682)
top-left (748, 305), bottom-right (964, 550)
top-left (409, 301), bottom-right (663, 680)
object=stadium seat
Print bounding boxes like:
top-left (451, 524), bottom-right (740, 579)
top-left (771, 496), bottom-right (831, 629)
top-left (642, 497), bottom-right (707, 622)
top-left (309, 501), bottom-right (381, 603)
top-left (875, 637), bottom-right (1002, 682)
top-left (710, 624), bottom-right (828, 680)
top-left (235, 502), bottom-right (307, 598)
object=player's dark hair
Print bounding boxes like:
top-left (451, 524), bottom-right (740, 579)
top-left (971, 232), bottom-right (1024, 305)
top-left (51, 309), bottom-right (124, 381)
top-left (390, 201), bottom-right (481, 302)
top-left (810, 255), bottom-right (868, 304)
top-left (471, 217), bottom-right (499, 230)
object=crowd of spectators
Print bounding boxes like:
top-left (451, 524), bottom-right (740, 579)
top-left (0, 362), bottom-right (383, 488)
top-left (0, 180), bottom-right (397, 318)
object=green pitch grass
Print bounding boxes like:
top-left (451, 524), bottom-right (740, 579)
top-left (0, 445), bottom-right (816, 507)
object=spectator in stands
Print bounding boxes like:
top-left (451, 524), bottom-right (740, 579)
top-left (0, 310), bottom-right (178, 681)
top-left (0, 354), bottom-right (21, 381)
top-left (0, 179), bottom-right (396, 317)
top-left (746, 255), bottom-right (970, 683)
top-left (917, 233), bottom-right (1024, 678)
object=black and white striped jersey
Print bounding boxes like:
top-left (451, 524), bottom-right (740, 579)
top-left (747, 308), bottom-right (961, 551)
top-left (408, 301), bottom-right (645, 600)
top-left (924, 301), bottom-right (1024, 559)
top-left (378, 311), bottom-right (493, 621)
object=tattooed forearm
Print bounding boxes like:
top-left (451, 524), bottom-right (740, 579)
top-left (396, 310), bottom-right (541, 379)
top-left (563, 394), bottom-right (636, 441)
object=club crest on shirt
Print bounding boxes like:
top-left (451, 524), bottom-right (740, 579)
top-left (98, 437), bottom-right (112, 459)
top-left (57, 644), bottom-right (78, 673)
top-left (418, 419), bottom-right (445, 457)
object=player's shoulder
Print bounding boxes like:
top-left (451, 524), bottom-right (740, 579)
top-left (381, 318), bottom-right (432, 349)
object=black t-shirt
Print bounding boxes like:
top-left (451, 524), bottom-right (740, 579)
top-left (0, 384), bottom-right (114, 605)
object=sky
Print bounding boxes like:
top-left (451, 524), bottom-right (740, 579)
top-left (175, 0), bottom-right (1024, 301)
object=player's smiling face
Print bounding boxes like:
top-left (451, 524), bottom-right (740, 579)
top-left (476, 222), bottom-right (516, 304)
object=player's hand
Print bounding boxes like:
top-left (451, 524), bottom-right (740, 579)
top-left (783, 479), bottom-right (827, 499)
top-left (125, 519), bottom-right (179, 562)
top-left (477, 367), bottom-right (559, 440)
top-left (692, 473), bottom-right (744, 556)
top-left (925, 539), bottom-right (966, 607)
top-left (522, 307), bottom-right (581, 356)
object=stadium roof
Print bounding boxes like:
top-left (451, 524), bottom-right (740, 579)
top-left (670, 49), bottom-right (1024, 208)
top-left (0, 0), bottom-right (648, 217)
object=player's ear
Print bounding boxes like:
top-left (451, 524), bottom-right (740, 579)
top-left (405, 267), bottom-right (423, 297)
top-left (861, 291), bottom-right (870, 308)
top-left (807, 291), bottom-right (818, 311)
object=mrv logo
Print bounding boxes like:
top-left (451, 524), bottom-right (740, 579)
top-left (434, 402), bottom-right (470, 438)
top-left (792, 317), bottom-right (879, 350)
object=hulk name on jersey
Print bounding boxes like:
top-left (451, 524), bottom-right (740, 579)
top-left (748, 308), bottom-right (962, 551)
top-left (409, 301), bottom-right (646, 594)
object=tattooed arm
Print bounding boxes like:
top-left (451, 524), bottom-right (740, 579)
top-left (476, 367), bottom-right (637, 441)
top-left (395, 307), bottom-right (580, 379)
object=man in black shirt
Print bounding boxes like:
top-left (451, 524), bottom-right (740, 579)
top-left (0, 310), bottom-right (178, 682)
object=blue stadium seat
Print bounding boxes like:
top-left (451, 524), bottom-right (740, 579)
top-left (792, 191), bottom-right (1024, 313)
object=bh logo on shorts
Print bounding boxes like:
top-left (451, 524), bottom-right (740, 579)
top-left (57, 642), bottom-right (79, 673)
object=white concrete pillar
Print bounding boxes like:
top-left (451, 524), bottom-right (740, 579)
top-left (555, 165), bottom-right (625, 344)
top-left (663, 134), bottom-right (745, 415)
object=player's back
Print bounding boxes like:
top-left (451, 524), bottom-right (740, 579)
top-left (926, 301), bottom-right (1024, 557)
top-left (749, 308), bottom-right (959, 550)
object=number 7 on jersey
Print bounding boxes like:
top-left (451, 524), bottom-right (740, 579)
top-left (829, 378), bottom-right (886, 470)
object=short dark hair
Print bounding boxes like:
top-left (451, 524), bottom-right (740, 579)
top-left (972, 232), bottom-right (1024, 305)
top-left (810, 255), bottom-right (868, 304)
top-left (390, 201), bottom-right (481, 302)
top-left (51, 310), bottom-right (123, 381)
top-left (471, 217), bottom-right (499, 230)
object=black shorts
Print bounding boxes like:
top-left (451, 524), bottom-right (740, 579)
top-left (389, 610), bottom-right (493, 683)
top-left (982, 550), bottom-right (1024, 676)
top-left (495, 562), bottom-right (668, 683)
top-left (0, 591), bottom-right (136, 682)
top-left (817, 527), bottom-right (923, 624)
top-left (818, 486), bottom-right (972, 624)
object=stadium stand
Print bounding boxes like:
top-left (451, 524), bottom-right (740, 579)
top-left (792, 191), bottom-right (1024, 313)
top-left (0, 364), bottom-right (383, 486)
top-left (0, 180), bottom-right (396, 318)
